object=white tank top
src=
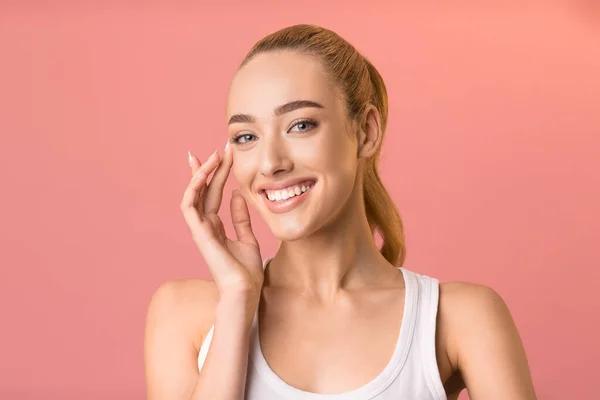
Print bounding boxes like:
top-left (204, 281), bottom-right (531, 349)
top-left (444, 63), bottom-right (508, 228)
top-left (198, 258), bottom-right (447, 400)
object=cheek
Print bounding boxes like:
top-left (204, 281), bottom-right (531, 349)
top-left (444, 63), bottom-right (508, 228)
top-left (304, 126), bottom-right (356, 169)
top-left (320, 132), bottom-right (358, 176)
top-left (231, 154), bottom-right (261, 209)
top-left (327, 140), bottom-right (360, 198)
top-left (232, 153), bottom-right (253, 182)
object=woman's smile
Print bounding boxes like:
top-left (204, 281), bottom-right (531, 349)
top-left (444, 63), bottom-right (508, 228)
top-left (258, 179), bottom-right (317, 214)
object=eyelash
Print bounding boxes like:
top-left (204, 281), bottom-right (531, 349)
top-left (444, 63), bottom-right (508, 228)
top-left (231, 118), bottom-right (318, 145)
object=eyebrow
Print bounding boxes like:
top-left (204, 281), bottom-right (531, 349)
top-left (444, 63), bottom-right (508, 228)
top-left (228, 100), bottom-right (325, 125)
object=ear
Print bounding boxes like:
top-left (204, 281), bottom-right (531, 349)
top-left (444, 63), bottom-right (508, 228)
top-left (356, 104), bottom-right (382, 159)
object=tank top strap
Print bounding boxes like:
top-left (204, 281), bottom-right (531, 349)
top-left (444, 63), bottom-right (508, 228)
top-left (410, 271), bottom-right (447, 400)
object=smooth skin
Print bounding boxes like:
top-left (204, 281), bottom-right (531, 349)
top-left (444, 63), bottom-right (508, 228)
top-left (144, 51), bottom-right (537, 400)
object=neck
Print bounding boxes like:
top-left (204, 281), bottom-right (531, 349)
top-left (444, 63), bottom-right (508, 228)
top-left (264, 184), bottom-right (396, 302)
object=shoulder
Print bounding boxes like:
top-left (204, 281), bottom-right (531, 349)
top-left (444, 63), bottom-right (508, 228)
top-left (437, 281), bottom-right (513, 354)
top-left (145, 278), bottom-right (220, 351)
top-left (433, 278), bottom-right (538, 399)
top-left (438, 281), bottom-right (509, 324)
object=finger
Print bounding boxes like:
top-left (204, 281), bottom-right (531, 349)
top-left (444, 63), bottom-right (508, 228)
top-left (189, 150), bottom-right (219, 178)
top-left (185, 211), bottom-right (243, 289)
top-left (205, 143), bottom-right (234, 215)
top-left (187, 217), bottom-right (240, 284)
top-left (181, 150), bottom-right (222, 218)
top-left (230, 189), bottom-right (258, 245)
top-left (188, 151), bottom-right (222, 205)
top-left (181, 168), bottom-right (210, 217)
top-left (188, 151), bottom-right (202, 175)
top-left (181, 172), bottom-right (238, 278)
top-left (197, 151), bottom-right (221, 179)
top-left (206, 213), bottom-right (227, 243)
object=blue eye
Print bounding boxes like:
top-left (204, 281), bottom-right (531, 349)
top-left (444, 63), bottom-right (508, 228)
top-left (232, 119), bottom-right (317, 145)
top-left (289, 119), bottom-right (317, 133)
top-left (232, 133), bottom-right (257, 144)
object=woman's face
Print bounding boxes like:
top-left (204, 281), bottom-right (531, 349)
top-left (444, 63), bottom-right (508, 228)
top-left (226, 51), bottom-right (361, 241)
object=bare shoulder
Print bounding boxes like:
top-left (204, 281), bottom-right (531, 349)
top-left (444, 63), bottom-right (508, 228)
top-left (146, 278), bottom-right (220, 351)
top-left (437, 281), bottom-right (537, 399)
top-left (437, 281), bottom-right (511, 358)
top-left (438, 281), bottom-right (509, 322)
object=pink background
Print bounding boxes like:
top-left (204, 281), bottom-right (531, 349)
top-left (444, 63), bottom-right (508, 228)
top-left (1, 2), bottom-right (598, 399)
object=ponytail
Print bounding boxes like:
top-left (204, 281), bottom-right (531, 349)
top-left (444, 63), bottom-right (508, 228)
top-left (363, 58), bottom-right (406, 266)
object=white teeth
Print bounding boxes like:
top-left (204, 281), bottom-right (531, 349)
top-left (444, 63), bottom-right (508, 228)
top-left (265, 183), bottom-right (314, 202)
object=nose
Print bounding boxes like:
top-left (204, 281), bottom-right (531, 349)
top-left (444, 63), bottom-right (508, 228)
top-left (259, 134), bottom-right (293, 177)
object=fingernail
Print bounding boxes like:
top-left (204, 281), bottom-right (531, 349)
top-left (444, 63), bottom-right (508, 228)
top-left (225, 140), bottom-right (230, 153)
top-left (188, 151), bottom-right (193, 168)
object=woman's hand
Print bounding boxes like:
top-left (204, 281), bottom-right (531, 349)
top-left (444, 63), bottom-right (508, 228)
top-left (180, 144), bottom-right (264, 300)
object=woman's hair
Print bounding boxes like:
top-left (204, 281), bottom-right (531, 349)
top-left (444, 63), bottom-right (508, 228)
top-left (240, 24), bottom-right (406, 267)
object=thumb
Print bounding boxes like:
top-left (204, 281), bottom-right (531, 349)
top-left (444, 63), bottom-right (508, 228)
top-left (230, 190), bottom-right (258, 245)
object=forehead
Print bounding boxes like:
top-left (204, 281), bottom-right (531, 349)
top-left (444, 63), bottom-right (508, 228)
top-left (227, 51), bottom-right (341, 118)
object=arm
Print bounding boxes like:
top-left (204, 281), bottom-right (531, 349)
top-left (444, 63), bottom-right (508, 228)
top-left (145, 144), bottom-right (264, 399)
top-left (144, 280), bottom-right (257, 400)
top-left (441, 282), bottom-right (537, 400)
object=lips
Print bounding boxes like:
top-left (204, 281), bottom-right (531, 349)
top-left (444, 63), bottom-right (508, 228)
top-left (262, 180), bottom-right (316, 202)
top-left (256, 177), bottom-right (318, 193)
top-left (259, 180), bottom-right (316, 214)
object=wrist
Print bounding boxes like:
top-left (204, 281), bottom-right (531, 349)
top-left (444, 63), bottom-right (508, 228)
top-left (216, 292), bottom-right (259, 325)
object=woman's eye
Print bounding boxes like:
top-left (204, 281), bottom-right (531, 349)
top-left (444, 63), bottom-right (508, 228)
top-left (233, 133), bottom-right (257, 144)
top-left (289, 120), bottom-right (316, 133)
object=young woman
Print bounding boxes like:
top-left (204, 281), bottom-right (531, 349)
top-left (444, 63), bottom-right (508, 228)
top-left (144, 24), bottom-right (537, 400)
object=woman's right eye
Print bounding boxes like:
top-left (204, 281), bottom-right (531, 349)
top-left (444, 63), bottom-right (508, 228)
top-left (233, 133), bottom-right (257, 144)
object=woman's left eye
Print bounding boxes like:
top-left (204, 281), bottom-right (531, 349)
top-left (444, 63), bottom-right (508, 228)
top-left (289, 120), bottom-right (317, 133)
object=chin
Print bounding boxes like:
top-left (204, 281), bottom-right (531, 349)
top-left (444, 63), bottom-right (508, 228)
top-left (266, 216), bottom-right (317, 242)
